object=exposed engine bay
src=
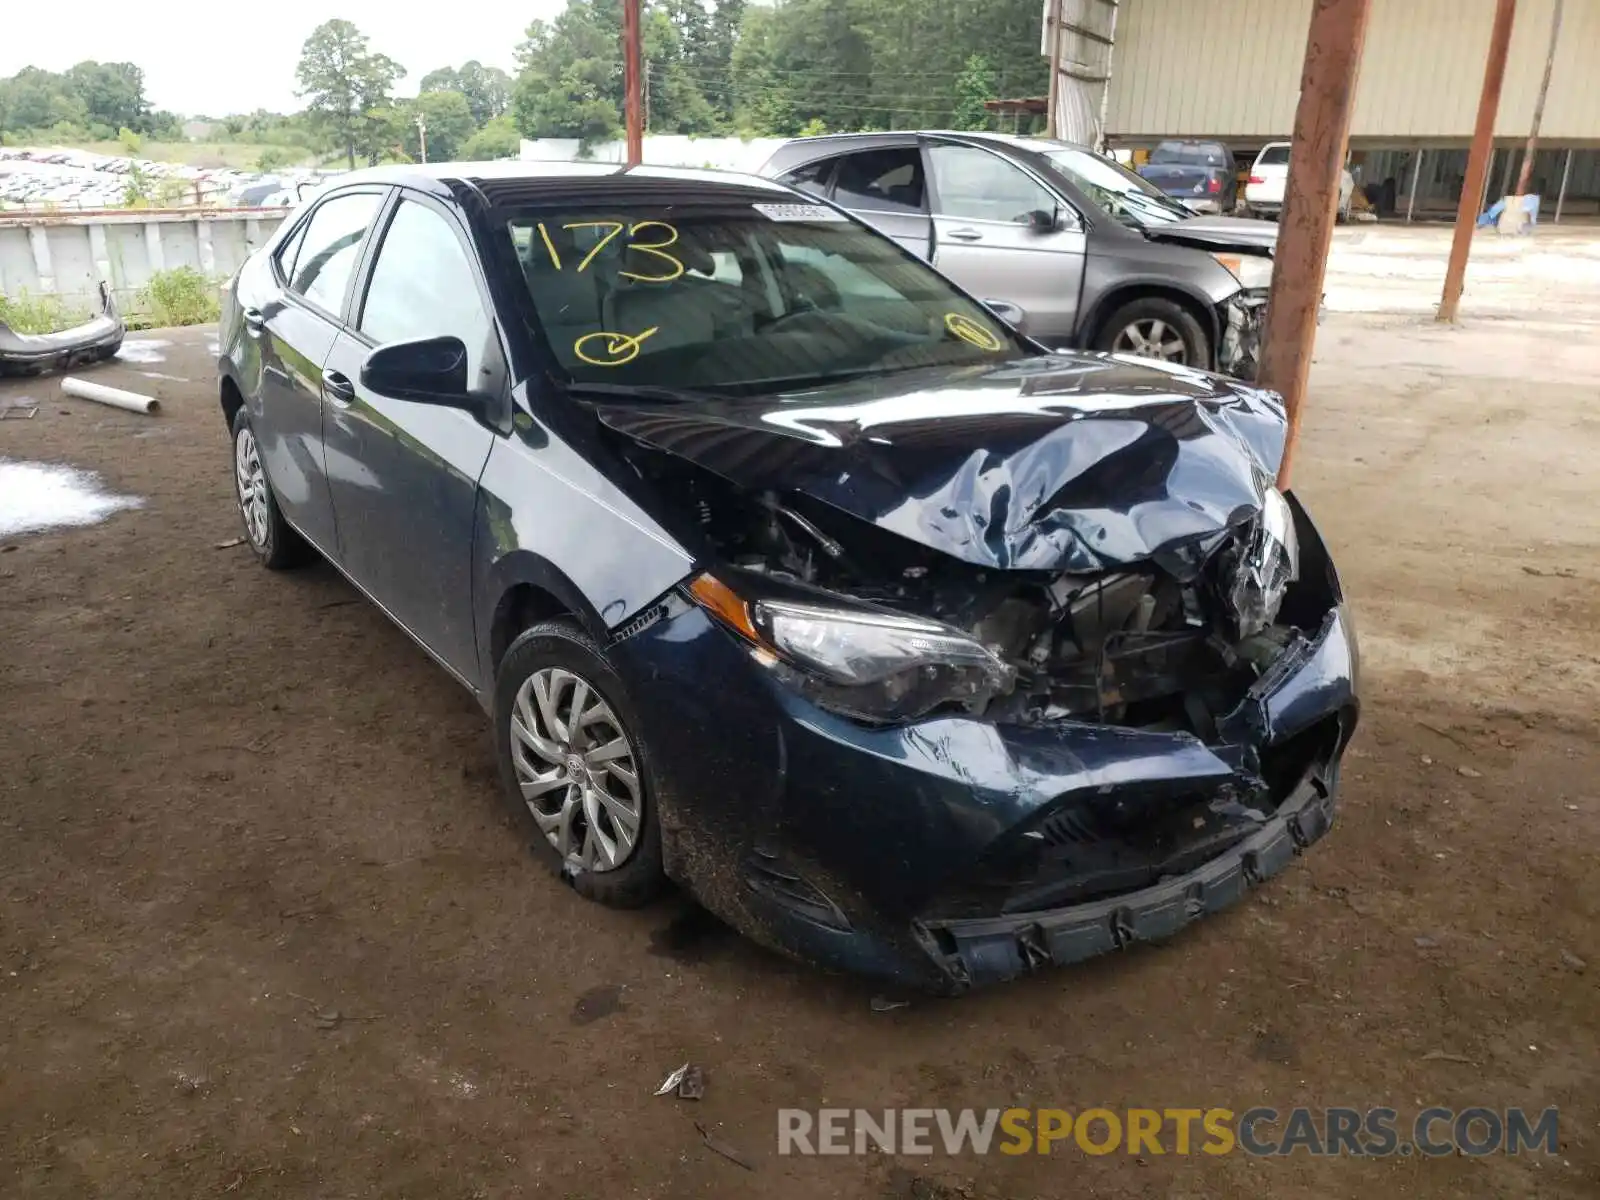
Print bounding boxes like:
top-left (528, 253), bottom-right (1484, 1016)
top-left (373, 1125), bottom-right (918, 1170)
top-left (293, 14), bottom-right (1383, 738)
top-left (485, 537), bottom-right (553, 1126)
top-left (622, 440), bottom-right (1306, 739)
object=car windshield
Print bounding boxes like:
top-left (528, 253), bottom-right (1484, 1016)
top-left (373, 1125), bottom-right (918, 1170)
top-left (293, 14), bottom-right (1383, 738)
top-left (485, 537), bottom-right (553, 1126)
top-left (504, 201), bottom-right (1024, 396)
top-left (1042, 147), bottom-right (1194, 226)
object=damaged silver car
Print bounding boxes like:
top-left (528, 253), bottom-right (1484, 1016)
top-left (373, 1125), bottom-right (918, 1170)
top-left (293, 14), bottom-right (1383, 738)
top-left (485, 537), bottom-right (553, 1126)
top-left (217, 162), bottom-right (1358, 991)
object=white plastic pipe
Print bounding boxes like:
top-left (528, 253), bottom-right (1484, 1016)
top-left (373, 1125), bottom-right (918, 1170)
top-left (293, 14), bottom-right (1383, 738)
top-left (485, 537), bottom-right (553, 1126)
top-left (61, 376), bottom-right (161, 415)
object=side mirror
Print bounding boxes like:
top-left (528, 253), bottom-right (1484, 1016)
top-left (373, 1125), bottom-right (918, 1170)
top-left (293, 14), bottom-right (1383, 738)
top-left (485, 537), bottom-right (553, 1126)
top-left (1025, 208), bottom-right (1059, 234)
top-left (982, 299), bottom-right (1026, 332)
top-left (360, 335), bottom-right (472, 406)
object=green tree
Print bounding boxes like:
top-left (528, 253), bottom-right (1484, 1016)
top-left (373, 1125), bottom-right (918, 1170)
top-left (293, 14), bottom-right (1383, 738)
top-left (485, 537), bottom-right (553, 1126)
top-left (294, 19), bottom-right (405, 168)
top-left (419, 61), bottom-right (511, 126)
top-left (406, 90), bottom-right (475, 161)
top-left (65, 62), bottom-right (149, 132)
top-left (511, 1), bottom-right (626, 144)
top-left (117, 126), bottom-right (143, 155)
top-left (460, 114), bottom-right (521, 161)
top-left (952, 54), bottom-right (996, 130)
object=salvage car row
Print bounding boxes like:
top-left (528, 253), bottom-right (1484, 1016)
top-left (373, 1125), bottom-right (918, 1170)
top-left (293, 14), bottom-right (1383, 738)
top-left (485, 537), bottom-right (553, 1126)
top-left (216, 151), bottom-right (1358, 992)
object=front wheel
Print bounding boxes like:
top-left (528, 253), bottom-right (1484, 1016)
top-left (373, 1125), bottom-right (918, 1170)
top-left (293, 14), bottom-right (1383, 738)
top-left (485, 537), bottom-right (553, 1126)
top-left (495, 619), bottom-right (665, 908)
top-left (1097, 298), bottom-right (1210, 369)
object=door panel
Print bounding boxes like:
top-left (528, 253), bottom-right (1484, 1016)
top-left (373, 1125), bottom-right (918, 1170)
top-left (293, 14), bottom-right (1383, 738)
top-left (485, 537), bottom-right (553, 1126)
top-left (254, 190), bottom-right (385, 552)
top-left (925, 143), bottom-right (1086, 344)
top-left (321, 196), bottom-right (498, 678)
top-left (830, 146), bottom-right (932, 259)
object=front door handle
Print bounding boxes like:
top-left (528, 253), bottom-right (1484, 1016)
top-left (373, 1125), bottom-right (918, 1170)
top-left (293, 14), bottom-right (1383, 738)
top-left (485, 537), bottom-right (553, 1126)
top-left (946, 228), bottom-right (983, 242)
top-left (322, 371), bottom-right (356, 406)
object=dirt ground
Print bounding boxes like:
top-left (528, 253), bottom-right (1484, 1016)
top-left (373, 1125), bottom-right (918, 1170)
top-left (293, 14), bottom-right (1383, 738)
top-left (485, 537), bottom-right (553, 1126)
top-left (3, 231), bottom-right (1598, 1197)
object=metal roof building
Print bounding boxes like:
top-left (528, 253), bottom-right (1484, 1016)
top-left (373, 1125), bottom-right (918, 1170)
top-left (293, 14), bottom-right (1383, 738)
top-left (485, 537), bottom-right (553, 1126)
top-left (1045, 0), bottom-right (1599, 217)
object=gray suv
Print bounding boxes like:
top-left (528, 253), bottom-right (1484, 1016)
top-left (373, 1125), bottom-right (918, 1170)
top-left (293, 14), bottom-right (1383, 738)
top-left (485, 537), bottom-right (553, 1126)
top-left (761, 132), bottom-right (1279, 378)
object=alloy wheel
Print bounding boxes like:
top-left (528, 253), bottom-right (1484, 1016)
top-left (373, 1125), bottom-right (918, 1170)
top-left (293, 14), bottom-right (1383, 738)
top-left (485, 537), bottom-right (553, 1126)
top-left (234, 426), bottom-right (269, 547)
top-left (1111, 318), bottom-right (1189, 363)
top-left (509, 667), bottom-right (643, 872)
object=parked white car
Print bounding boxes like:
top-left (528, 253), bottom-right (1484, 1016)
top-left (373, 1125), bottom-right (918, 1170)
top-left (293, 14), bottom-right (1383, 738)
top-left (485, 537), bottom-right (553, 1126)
top-left (1244, 142), bottom-right (1354, 221)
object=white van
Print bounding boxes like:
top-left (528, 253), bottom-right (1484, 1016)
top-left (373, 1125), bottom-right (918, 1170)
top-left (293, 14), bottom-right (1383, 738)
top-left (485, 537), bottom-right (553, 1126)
top-left (1245, 142), bottom-right (1354, 221)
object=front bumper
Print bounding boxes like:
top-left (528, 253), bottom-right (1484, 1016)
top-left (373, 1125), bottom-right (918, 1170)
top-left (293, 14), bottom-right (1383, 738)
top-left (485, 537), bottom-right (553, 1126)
top-left (606, 502), bottom-right (1359, 992)
top-left (1219, 287), bottom-right (1268, 380)
top-left (0, 282), bottom-right (125, 377)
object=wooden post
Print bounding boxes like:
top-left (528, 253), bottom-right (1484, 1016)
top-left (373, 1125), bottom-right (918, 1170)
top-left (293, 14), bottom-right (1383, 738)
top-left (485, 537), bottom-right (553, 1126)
top-left (623, 0), bottom-right (644, 166)
top-left (1256, 0), bottom-right (1373, 490)
top-left (1045, 0), bottom-right (1065, 139)
top-left (1439, 0), bottom-right (1518, 323)
top-left (1515, 0), bottom-right (1563, 195)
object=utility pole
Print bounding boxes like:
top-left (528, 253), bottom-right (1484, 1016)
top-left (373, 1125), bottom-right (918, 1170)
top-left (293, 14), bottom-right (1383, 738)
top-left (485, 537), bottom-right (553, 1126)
top-left (415, 110), bottom-right (428, 164)
top-left (1514, 0), bottom-right (1563, 195)
top-left (622, 0), bottom-right (644, 166)
top-left (1438, 0), bottom-right (1517, 323)
top-left (1256, 0), bottom-right (1373, 490)
top-left (1045, 0), bottom-right (1065, 139)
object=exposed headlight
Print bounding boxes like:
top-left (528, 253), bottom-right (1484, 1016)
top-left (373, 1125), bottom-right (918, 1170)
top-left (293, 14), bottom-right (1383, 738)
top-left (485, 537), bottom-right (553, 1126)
top-left (688, 575), bottom-right (1015, 722)
top-left (1227, 487), bottom-right (1300, 637)
top-left (1212, 252), bottom-right (1274, 291)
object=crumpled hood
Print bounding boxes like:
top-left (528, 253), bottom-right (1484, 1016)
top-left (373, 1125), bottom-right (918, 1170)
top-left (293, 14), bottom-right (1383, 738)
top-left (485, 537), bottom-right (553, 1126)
top-left (1143, 214), bottom-right (1278, 255)
top-left (592, 353), bottom-right (1288, 573)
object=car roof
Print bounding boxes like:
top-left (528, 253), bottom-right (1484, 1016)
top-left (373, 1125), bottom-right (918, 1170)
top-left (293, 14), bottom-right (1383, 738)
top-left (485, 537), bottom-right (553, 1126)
top-left (325, 159), bottom-right (797, 206)
top-left (761, 130), bottom-right (1097, 172)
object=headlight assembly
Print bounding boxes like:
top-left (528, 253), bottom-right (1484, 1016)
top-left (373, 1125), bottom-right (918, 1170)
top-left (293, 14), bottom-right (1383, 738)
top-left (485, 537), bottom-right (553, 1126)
top-left (1212, 252), bottom-right (1275, 292)
top-left (687, 574), bottom-right (1015, 722)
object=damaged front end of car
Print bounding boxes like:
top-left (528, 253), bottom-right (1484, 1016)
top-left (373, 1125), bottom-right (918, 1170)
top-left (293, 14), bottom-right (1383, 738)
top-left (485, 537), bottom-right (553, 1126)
top-left (592, 356), bottom-right (1359, 991)
top-left (0, 281), bottom-right (125, 377)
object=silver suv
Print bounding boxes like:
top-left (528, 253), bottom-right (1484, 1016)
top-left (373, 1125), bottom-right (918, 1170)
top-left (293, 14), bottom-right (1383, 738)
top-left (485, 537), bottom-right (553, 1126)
top-left (761, 131), bottom-right (1281, 379)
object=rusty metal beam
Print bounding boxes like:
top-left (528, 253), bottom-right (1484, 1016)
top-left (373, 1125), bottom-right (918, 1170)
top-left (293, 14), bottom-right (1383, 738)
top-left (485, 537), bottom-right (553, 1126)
top-left (1438, 0), bottom-right (1518, 322)
top-left (623, 0), bottom-right (644, 166)
top-left (1257, 0), bottom-right (1373, 490)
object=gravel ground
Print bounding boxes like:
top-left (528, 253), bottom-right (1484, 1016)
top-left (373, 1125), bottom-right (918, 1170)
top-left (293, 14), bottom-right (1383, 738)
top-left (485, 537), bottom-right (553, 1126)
top-left (2, 276), bottom-right (1598, 1197)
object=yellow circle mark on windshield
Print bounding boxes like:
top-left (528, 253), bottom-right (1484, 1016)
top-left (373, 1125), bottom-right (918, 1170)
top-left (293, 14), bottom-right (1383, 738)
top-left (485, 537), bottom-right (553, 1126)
top-left (944, 312), bottom-right (1004, 352)
top-left (573, 326), bottom-right (660, 367)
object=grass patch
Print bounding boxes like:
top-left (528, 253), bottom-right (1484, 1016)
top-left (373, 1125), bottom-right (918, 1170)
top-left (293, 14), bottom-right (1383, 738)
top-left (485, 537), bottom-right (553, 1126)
top-left (129, 267), bottom-right (220, 330)
top-left (0, 290), bottom-right (90, 334)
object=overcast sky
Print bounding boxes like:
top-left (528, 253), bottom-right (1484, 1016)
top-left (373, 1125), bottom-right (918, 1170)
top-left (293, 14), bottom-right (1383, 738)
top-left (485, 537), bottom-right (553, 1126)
top-left (3, 1), bottom-right (567, 115)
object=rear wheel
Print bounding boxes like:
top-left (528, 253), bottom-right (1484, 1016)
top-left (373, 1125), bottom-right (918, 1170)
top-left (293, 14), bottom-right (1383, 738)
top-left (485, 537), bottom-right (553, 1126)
top-left (1098, 297), bottom-right (1210, 369)
top-left (230, 408), bottom-right (307, 569)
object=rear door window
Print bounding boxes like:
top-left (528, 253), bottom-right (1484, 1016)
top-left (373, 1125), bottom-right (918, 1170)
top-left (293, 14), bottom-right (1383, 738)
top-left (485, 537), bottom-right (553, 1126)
top-left (833, 148), bottom-right (926, 214)
top-left (777, 157), bottom-right (839, 199)
top-left (286, 191), bottom-right (383, 318)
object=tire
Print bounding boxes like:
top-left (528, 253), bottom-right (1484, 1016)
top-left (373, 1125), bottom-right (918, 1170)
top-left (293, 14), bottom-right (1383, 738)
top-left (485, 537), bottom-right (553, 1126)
top-left (1097, 297), bottom-right (1210, 369)
top-left (230, 407), bottom-right (308, 570)
top-left (494, 619), bottom-right (665, 909)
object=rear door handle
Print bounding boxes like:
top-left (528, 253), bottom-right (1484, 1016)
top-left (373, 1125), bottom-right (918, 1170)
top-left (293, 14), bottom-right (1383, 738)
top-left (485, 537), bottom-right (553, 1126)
top-left (946, 228), bottom-right (983, 242)
top-left (322, 371), bottom-right (356, 406)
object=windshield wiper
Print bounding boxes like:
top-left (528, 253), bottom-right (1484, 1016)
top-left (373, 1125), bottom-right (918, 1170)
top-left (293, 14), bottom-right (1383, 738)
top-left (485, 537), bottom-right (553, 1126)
top-left (564, 380), bottom-right (713, 404)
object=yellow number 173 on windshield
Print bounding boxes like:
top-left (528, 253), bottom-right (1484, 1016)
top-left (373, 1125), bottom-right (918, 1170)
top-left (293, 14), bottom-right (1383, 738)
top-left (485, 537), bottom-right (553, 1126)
top-left (535, 221), bottom-right (685, 283)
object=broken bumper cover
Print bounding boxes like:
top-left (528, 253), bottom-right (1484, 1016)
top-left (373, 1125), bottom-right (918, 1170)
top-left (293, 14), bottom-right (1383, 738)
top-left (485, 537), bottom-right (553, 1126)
top-left (0, 282), bottom-right (125, 376)
top-left (608, 506), bottom-right (1358, 992)
top-left (914, 725), bottom-right (1341, 988)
